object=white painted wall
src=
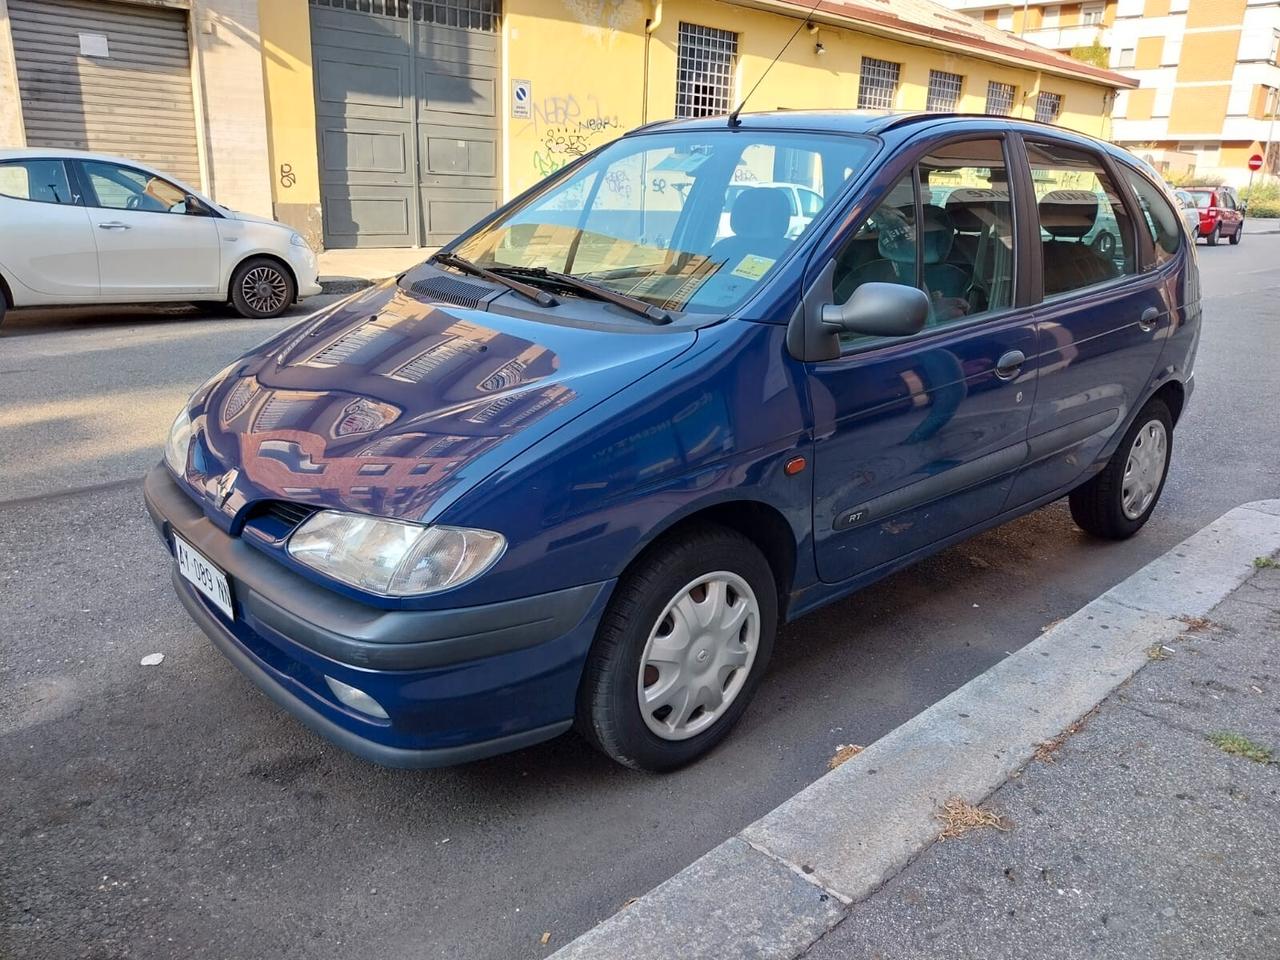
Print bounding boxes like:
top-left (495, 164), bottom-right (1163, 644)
top-left (0, 0), bottom-right (25, 148)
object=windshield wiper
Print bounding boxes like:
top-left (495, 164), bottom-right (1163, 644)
top-left (429, 251), bottom-right (559, 308)
top-left (491, 266), bottom-right (672, 325)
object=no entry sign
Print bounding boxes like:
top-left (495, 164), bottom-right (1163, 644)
top-left (1248, 153), bottom-right (1264, 171)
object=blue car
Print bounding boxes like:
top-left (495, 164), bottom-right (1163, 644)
top-left (145, 112), bottom-right (1199, 772)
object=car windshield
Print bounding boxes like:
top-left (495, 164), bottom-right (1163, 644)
top-left (450, 130), bottom-right (876, 315)
top-left (1186, 191), bottom-right (1213, 208)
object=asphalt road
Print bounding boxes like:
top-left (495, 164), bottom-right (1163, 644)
top-left (3, 238), bottom-right (1279, 960)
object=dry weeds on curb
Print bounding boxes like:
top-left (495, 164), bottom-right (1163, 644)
top-left (827, 744), bottom-right (864, 770)
top-left (935, 797), bottom-right (1011, 841)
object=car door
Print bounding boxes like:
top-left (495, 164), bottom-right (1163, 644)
top-left (1219, 188), bottom-right (1243, 235)
top-left (806, 135), bottom-right (1038, 584)
top-left (75, 159), bottom-right (221, 297)
top-left (0, 157), bottom-right (99, 300)
top-left (1005, 138), bottom-right (1168, 506)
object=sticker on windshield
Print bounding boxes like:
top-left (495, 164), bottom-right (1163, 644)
top-left (730, 254), bottom-right (775, 281)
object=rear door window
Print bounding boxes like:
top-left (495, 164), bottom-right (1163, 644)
top-left (0, 159), bottom-right (78, 205)
top-left (1025, 139), bottom-right (1136, 296)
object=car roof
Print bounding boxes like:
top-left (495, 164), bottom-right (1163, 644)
top-left (0, 146), bottom-right (177, 176)
top-left (629, 110), bottom-right (1142, 163)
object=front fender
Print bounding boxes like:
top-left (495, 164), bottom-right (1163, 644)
top-left (438, 320), bottom-right (815, 603)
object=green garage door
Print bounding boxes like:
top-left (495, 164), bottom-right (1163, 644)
top-left (310, 0), bottom-right (502, 248)
top-left (8, 0), bottom-right (201, 188)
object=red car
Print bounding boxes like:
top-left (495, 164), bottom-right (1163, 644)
top-left (1183, 186), bottom-right (1244, 245)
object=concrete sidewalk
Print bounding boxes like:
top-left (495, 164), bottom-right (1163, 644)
top-left (550, 502), bottom-right (1280, 960)
top-left (317, 247), bottom-right (435, 294)
top-left (803, 563), bottom-right (1280, 959)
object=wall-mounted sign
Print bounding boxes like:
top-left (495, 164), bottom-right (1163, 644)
top-left (78, 32), bottom-right (109, 58)
top-left (512, 80), bottom-right (531, 119)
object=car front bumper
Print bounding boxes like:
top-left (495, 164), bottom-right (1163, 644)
top-left (143, 464), bottom-right (613, 768)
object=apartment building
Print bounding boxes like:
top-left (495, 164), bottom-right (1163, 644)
top-left (938, 0), bottom-right (1117, 60)
top-left (1108, 0), bottom-right (1280, 184)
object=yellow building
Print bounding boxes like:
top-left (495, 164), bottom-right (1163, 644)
top-left (256, 0), bottom-right (1133, 248)
top-left (0, 0), bottom-right (1133, 250)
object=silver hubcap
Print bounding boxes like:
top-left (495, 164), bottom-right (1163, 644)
top-left (637, 572), bottom-right (760, 741)
top-left (241, 266), bottom-right (288, 314)
top-left (1122, 419), bottom-right (1168, 520)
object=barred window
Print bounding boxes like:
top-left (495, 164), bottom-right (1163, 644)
top-left (676, 23), bottom-right (738, 118)
top-left (310, 0), bottom-right (410, 16)
top-left (1035, 91), bottom-right (1064, 123)
top-left (414, 0), bottom-right (499, 31)
top-left (986, 81), bottom-right (1016, 116)
top-left (857, 57), bottom-right (901, 111)
top-left (926, 70), bottom-right (963, 113)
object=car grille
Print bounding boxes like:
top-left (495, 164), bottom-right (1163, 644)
top-left (243, 500), bottom-right (319, 540)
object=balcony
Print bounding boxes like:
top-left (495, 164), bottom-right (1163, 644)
top-left (1020, 24), bottom-right (1111, 51)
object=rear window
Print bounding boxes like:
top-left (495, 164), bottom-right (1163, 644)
top-left (1185, 191), bottom-right (1212, 208)
top-left (0, 159), bottom-right (76, 204)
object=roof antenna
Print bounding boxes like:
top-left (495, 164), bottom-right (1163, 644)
top-left (727, 0), bottom-right (827, 127)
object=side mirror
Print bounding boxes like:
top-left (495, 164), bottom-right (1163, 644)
top-left (183, 194), bottom-right (209, 216)
top-left (821, 282), bottom-right (930, 338)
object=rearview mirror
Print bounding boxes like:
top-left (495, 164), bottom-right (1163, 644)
top-left (821, 282), bottom-right (929, 338)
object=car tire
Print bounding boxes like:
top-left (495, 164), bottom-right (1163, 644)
top-left (1069, 398), bottom-right (1173, 541)
top-left (575, 525), bottom-right (778, 772)
top-left (1205, 224), bottom-right (1220, 246)
top-left (229, 257), bottom-right (295, 319)
top-left (1229, 223), bottom-right (1242, 245)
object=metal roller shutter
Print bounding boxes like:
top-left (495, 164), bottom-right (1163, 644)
top-left (8, 0), bottom-right (201, 188)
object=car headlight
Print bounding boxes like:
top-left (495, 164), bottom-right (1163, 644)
top-left (287, 511), bottom-right (505, 596)
top-left (164, 407), bottom-right (193, 476)
top-left (289, 232), bottom-right (309, 248)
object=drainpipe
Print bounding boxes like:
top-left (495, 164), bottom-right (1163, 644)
top-left (642, 0), bottom-right (663, 124)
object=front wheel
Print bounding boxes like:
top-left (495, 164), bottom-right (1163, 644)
top-left (1229, 223), bottom-right (1243, 245)
top-left (576, 526), bottom-right (778, 771)
top-left (1069, 398), bottom-right (1172, 540)
top-left (230, 257), bottom-right (295, 319)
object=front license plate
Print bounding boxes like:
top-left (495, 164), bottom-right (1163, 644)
top-left (174, 535), bottom-right (234, 620)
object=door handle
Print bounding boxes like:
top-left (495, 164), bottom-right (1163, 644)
top-left (97, 221), bottom-right (131, 230)
top-left (995, 349), bottom-right (1025, 380)
top-left (1138, 307), bottom-right (1160, 332)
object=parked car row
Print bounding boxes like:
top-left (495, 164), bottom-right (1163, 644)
top-left (0, 147), bottom-right (321, 327)
top-left (1172, 184), bottom-right (1245, 246)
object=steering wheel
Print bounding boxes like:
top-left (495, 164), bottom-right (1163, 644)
top-left (126, 194), bottom-right (142, 210)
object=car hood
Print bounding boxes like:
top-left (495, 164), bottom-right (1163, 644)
top-left (189, 282), bottom-right (697, 525)
top-left (226, 209), bottom-right (287, 228)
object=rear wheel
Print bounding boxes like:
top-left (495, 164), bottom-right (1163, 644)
top-left (230, 257), bottom-right (295, 319)
top-left (1205, 223), bottom-right (1220, 246)
top-left (1069, 398), bottom-right (1172, 540)
top-left (576, 526), bottom-right (778, 771)
top-left (1229, 222), bottom-right (1243, 245)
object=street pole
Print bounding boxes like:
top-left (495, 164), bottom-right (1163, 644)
top-left (1266, 87), bottom-right (1280, 181)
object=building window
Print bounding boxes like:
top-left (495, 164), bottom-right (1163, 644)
top-left (997, 5), bottom-right (1013, 29)
top-left (986, 80), bottom-right (1016, 116)
top-left (858, 57), bottom-right (901, 110)
top-left (675, 23), bottom-right (738, 118)
top-left (1081, 2), bottom-right (1104, 25)
top-left (1118, 47), bottom-right (1135, 68)
top-left (1271, 29), bottom-right (1280, 65)
top-left (1163, 38), bottom-right (1182, 66)
top-left (1035, 91), bottom-right (1064, 123)
top-left (926, 70), bottom-right (963, 113)
top-left (1043, 4), bottom-right (1060, 28)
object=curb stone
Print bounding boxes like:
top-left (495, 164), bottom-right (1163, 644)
top-left (549, 500), bottom-right (1280, 960)
top-left (319, 276), bottom-right (375, 296)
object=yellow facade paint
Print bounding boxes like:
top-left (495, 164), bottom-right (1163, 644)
top-left (258, 0), bottom-right (322, 245)
top-left (1167, 85), bottom-right (1231, 134)
top-left (1142, 0), bottom-right (1170, 18)
top-left (1135, 36), bottom-right (1163, 70)
top-left (1126, 87), bottom-right (1156, 120)
top-left (1185, 0), bottom-right (1246, 29)
top-left (1220, 141), bottom-right (1264, 168)
top-left (1175, 30), bottom-right (1241, 83)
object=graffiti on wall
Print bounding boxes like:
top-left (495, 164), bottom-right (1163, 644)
top-left (525, 92), bottom-right (623, 178)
